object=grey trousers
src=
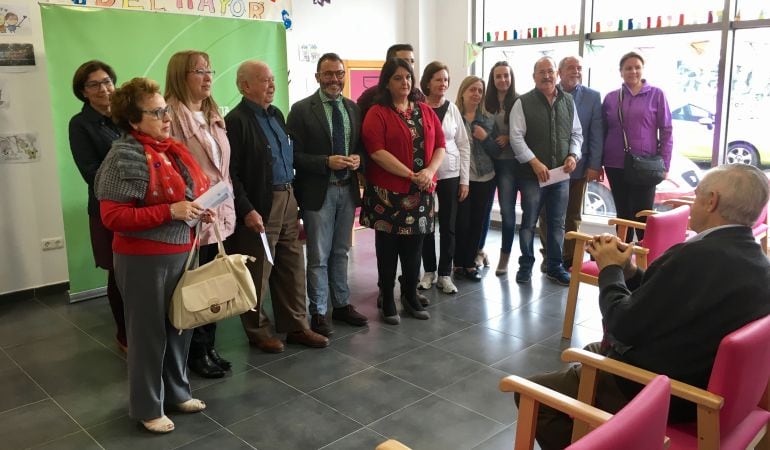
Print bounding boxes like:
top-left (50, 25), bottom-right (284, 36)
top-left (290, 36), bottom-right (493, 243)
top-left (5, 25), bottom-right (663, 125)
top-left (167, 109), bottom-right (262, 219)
top-left (114, 252), bottom-right (193, 421)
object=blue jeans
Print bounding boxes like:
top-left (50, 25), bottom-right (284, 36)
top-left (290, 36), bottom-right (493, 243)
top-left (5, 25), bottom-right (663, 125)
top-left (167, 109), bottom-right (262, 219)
top-left (302, 184), bottom-right (355, 315)
top-left (494, 159), bottom-right (518, 253)
top-left (518, 178), bottom-right (569, 274)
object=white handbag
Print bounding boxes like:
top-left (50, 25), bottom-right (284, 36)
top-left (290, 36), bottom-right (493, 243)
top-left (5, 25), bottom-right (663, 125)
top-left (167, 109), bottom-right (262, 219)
top-left (169, 222), bottom-right (258, 330)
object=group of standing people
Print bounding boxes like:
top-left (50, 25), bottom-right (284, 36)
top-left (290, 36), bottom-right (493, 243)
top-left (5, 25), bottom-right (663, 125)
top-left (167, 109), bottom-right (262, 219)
top-left (67, 43), bottom-right (675, 434)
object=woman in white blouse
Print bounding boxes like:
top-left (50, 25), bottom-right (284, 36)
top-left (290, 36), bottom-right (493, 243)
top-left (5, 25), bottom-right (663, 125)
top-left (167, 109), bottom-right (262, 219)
top-left (417, 61), bottom-right (471, 294)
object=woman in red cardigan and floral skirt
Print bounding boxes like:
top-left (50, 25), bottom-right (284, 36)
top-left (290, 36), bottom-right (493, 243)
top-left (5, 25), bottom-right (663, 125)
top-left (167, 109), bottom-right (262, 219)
top-left (360, 58), bottom-right (446, 325)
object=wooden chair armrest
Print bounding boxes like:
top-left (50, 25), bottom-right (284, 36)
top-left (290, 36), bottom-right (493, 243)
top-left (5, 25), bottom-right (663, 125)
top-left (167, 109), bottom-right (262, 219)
top-left (561, 348), bottom-right (723, 411)
top-left (500, 375), bottom-right (613, 428)
top-left (376, 439), bottom-right (412, 450)
top-left (636, 210), bottom-right (657, 218)
top-left (608, 218), bottom-right (647, 231)
top-left (565, 231), bottom-right (594, 242)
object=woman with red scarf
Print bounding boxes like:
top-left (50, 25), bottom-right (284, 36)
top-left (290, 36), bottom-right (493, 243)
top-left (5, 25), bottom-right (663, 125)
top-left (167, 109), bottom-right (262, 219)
top-left (95, 77), bottom-right (213, 434)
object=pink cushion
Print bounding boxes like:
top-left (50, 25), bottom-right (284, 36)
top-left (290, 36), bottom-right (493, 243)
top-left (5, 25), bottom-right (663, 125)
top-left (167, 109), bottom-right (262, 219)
top-left (573, 261), bottom-right (600, 277)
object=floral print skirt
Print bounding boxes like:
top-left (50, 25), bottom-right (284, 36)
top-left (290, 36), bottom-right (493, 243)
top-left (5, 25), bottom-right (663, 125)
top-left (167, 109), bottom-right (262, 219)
top-left (360, 184), bottom-right (434, 235)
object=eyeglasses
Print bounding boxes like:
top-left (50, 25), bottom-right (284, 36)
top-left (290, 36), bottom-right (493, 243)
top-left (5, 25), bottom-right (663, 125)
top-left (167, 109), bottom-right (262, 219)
top-left (188, 69), bottom-right (215, 77)
top-left (141, 106), bottom-right (171, 120)
top-left (319, 70), bottom-right (345, 80)
top-left (84, 78), bottom-right (113, 90)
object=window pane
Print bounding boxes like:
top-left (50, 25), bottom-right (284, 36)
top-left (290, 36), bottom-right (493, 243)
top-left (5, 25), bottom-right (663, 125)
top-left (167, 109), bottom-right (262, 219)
top-left (483, 0), bottom-right (581, 39)
top-left (482, 42), bottom-right (580, 94)
top-left (592, 0), bottom-right (724, 31)
top-left (736, 0), bottom-right (768, 20)
top-left (727, 28), bottom-right (770, 168)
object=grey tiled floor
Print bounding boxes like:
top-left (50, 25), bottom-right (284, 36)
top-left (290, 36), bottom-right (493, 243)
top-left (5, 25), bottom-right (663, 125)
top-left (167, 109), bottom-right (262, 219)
top-left (0, 229), bottom-right (603, 449)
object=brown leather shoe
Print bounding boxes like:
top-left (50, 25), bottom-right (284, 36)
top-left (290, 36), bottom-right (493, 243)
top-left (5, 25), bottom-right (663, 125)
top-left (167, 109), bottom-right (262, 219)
top-left (252, 336), bottom-right (285, 354)
top-left (286, 329), bottom-right (329, 348)
top-left (332, 305), bottom-right (369, 326)
top-left (311, 314), bottom-right (334, 337)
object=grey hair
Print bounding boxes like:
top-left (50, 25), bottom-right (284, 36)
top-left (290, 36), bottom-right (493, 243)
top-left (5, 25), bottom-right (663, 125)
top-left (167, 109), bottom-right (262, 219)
top-left (533, 56), bottom-right (557, 74)
top-left (558, 55), bottom-right (582, 71)
top-left (699, 164), bottom-right (769, 226)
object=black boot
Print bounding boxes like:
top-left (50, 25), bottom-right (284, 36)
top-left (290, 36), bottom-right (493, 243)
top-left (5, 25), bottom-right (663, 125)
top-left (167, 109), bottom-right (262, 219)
top-left (380, 290), bottom-right (400, 325)
top-left (188, 354), bottom-right (225, 379)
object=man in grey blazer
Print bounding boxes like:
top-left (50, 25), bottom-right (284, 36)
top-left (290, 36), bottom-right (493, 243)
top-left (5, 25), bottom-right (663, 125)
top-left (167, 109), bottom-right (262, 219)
top-left (287, 53), bottom-right (368, 337)
top-left (539, 55), bottom-right (604, 270)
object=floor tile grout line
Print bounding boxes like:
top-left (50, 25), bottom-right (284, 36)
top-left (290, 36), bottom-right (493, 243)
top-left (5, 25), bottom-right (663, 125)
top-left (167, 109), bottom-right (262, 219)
top-left (0, 346), bottom-right (106, 449)
top-left (317, 426), bottom-right (390, 449)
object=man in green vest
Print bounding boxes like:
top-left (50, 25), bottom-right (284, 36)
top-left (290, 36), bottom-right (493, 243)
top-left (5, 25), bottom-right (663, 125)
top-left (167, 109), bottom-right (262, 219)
top-left (510, 56), bottom-right (583, 285)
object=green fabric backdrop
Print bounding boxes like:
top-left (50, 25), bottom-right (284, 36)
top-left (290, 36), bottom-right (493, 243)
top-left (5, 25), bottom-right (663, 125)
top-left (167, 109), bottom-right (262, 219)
top-left (40, 4), bottom-right (288, 297)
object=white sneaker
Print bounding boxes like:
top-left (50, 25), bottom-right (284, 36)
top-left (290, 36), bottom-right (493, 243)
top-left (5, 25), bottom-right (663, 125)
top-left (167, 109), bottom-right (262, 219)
top-left (436, 276), bottom-right (458, 294)
top-left (418, 272), bottom-right (437, 290)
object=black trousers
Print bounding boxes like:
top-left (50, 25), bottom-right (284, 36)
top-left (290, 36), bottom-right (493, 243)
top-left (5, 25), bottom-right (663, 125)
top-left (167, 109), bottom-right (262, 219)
top-left (455, 179), bottom-right (496, 269)
top-left (188, 242), bottom-right (219, 359)
top-left (605, 167), bottom-right (656, 242)
top-left (421, 177), bottom-right (459, 276)
top-left (376, 231), bottom-right (425, 302)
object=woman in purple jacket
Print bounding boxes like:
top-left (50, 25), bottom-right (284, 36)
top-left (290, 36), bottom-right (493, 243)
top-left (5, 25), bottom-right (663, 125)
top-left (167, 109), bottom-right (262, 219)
top-left (602, 51), bottom-right (673, 241)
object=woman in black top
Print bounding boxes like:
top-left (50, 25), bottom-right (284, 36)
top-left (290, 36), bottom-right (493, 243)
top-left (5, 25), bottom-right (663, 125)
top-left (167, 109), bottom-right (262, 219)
top-left (68, 60), bottom-right (126, 352)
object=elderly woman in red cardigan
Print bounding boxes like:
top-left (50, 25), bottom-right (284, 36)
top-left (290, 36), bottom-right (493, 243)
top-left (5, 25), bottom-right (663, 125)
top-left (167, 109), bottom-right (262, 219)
top-left (360, 57), bottom-right (446, 325)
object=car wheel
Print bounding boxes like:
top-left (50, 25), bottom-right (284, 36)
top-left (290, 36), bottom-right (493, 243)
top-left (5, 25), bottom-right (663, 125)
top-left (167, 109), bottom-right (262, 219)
top-left (585, 182), bottom-right (616, 216)
top-left (726, 142), bottom-right (759, 166)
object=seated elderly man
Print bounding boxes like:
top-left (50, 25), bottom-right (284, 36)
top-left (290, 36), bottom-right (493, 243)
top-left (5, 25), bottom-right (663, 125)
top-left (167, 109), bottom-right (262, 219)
top-left (524, 163), bottom-right (770, 450)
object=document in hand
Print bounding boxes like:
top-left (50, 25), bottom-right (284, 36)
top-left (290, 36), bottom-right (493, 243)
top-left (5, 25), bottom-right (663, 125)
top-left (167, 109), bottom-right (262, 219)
top-left (538, 165), bottom-right (571, 187)
top-left (185, 181), bottom-right (232, 227)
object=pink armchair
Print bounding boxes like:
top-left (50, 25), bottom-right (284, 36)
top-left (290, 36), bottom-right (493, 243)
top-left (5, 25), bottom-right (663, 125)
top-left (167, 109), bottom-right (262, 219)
top-left (562, 205), bottom-right (691, 339)
top-left (563, 314), bottom-right (770, 450)
top-left (499, 374), bottom-right (671, 450)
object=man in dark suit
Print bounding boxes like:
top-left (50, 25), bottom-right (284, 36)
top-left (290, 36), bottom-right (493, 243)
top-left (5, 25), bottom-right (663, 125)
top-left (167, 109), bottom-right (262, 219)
top-left (286, 53), bottom-right (368, 337)
top-left (525, 163), bottom-right (770, 450)
top-left (225, 60), bottom-right (328, 353)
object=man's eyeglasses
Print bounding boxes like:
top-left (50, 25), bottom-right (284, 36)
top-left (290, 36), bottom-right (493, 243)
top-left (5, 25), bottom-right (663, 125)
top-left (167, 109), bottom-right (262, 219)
top-left (84, 78), bottom-right (113, 90)
top-left (188, 69), bottom-right (216, 77)
top-left (319, 70), bottom-right (345, 80)
top-left (142, 106), bottom-right (171, 120)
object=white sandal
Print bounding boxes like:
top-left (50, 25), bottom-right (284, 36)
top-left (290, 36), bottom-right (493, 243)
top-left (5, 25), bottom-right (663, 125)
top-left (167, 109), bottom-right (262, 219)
top-left (176, 398), bottom-right (206, 413)
top-left (141, 415), bottom-right (174, 433)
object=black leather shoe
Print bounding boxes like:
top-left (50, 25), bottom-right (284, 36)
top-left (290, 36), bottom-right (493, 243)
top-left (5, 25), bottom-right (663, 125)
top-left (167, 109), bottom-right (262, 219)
top-left (463, 269), bottom-right (482, 281)
top-left (207, 348), bottom-right (231, 371)
top-left (188, 354), bottom-right (225, 379)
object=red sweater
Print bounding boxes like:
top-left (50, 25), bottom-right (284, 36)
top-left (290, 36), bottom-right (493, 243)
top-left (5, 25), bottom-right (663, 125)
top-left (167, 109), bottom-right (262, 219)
top-left (361, 102), bottom-right (446, 193)
top-left (100, 199), bottom-right (193, 255)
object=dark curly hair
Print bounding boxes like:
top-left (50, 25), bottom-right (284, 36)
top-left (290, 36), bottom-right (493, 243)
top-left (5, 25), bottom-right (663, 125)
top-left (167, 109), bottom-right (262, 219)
top-left (110, 77), bottom-right (160, 132)
top-left (374, 58), bottom-right (421, 106)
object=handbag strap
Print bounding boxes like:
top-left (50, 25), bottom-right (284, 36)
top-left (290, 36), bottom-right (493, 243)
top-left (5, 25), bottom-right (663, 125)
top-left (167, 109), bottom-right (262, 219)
top-left (183, 222), bottom-right (202, 271)
top-left (617, 88), bottom-right (631, 154)
top-left (617, 87), bottom-right (661, 156)
top-left (211, 220), bottom-right (227, 257)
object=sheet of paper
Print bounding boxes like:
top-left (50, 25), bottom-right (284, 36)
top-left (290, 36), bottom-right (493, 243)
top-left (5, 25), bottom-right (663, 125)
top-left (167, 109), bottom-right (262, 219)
top-left (538, 165), bottom-right (571, 187)
top-left (185, 181), bottom-right (232, 226)
top-left (260, 232), bottom-right (274, 265)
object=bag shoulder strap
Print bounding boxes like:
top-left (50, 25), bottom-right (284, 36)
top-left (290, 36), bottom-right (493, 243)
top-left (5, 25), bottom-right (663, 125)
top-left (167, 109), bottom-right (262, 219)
top-left (617, 87), bottom-right (661, 156)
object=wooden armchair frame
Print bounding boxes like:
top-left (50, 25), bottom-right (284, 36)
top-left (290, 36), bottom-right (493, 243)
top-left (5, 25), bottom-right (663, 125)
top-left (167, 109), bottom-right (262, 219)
top-left (562, 348), bottom-right (770, 450)
top-left (563, 228), bottom-right (649, 339)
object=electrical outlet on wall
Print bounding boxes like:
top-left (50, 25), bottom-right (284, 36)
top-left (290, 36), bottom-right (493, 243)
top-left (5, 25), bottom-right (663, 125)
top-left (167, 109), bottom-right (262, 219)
top-left (41, 237), bottom-right (64, 251)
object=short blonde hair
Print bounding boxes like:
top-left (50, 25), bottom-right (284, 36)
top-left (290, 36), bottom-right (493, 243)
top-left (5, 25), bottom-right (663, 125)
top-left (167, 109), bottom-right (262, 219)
top-left (455, 75), bottom-right (486, 115)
